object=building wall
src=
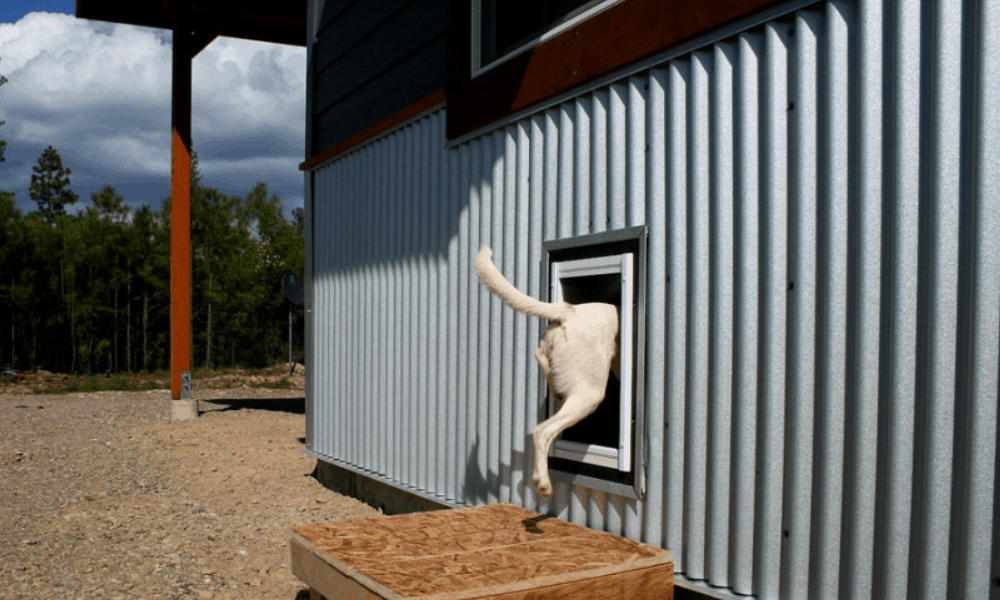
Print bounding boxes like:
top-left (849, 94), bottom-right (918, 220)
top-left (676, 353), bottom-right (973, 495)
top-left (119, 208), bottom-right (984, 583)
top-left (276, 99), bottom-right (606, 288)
top-left (305, 0), bottom-right (999, 598)
top-left (308, 0), bottom-right (447, 155)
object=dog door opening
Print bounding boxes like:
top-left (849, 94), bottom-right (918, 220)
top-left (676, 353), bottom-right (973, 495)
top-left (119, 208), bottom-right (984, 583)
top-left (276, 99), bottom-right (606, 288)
top-left (559, 276), bottom-right (620, 449)
top-left (548, 253), bottom-right (633, 472)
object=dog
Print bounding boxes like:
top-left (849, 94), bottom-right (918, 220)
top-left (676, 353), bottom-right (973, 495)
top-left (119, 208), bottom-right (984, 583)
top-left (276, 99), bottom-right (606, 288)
top-left (475, 247), bottom-right (619, 498)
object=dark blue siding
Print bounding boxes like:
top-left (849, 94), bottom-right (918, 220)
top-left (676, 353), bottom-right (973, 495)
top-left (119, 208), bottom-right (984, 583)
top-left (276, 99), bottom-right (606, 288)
top-left (311, 0), bottom-right (447, 154)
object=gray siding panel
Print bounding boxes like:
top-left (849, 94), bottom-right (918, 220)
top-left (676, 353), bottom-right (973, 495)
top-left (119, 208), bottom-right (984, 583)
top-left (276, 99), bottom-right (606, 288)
top-left (782, 12), bottom-right (817, 600)
top-left (644, 67), bottom-right (667, 554)
top-left (685, 49), bottom-right (711, 581)
top-left (910, 1), bottom-right (961, 599)
top-left (843, 0), bottom-right (883, 597)
top-left (304, 0), bottom-right (1000, 598)
top-left (707, 41), bottom-right (735, 588)
top-left (960, 1), bottom-right (1000, 599)
top-left (809, 4), bottom-right (850, 600)
top-left (729, 28), bottom-right (762, 590)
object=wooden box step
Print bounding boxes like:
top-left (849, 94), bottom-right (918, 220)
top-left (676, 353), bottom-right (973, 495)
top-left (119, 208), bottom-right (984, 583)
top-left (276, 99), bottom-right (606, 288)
top-left (291, 502), bottom-right (673, 600)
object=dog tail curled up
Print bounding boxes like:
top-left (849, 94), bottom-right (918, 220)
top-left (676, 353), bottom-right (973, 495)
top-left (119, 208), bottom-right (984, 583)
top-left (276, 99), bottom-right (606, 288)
top-left (476, 247), bottom-right (571, 322)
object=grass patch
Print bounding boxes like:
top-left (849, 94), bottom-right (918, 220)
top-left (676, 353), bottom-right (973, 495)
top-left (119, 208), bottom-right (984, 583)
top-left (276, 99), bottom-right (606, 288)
top-left (18, 363), bottom-right (296, 394)
top-left (39, 375), bottom-right (167, 394)
top-left (252, 378), bottom-right (292, 390)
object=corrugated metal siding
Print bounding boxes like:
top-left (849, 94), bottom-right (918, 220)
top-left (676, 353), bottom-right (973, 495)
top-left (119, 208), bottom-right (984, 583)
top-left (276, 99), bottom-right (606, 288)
top-left (305, 0), bottom-right (999, 598)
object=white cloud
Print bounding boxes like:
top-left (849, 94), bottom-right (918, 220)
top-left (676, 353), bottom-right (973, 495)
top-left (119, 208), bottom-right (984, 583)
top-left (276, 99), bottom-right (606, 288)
top-left (84, 134), bottom-right (171, 177)
top-left (199, 155), bottom-right (303, 175)
top-left (1, 13), bottom-right (171, 108)
top-left (0, 11), bottom-right (306, 214)
top-left (14, 120), bottom-right (63, 144)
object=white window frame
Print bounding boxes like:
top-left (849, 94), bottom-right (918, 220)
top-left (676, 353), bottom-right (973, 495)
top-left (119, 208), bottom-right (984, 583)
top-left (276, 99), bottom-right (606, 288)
top-left (470, 0), bottom-right (626, 77)
top-left (548, 252), bottom-right (633, 472)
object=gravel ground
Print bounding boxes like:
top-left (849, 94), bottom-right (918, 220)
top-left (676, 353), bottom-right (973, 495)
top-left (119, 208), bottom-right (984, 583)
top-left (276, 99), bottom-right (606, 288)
top-left (0, 389), bottom-right (382, 600)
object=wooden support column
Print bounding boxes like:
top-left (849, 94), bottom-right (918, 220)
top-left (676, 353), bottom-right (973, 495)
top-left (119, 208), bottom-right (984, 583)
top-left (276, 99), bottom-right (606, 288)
top-left (170, 3), bottom-right (196, 420)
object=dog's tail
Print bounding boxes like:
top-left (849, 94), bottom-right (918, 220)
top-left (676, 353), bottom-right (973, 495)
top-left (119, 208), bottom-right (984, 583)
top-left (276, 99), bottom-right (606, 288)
top-left (476, 247), bottom-right (570, 321)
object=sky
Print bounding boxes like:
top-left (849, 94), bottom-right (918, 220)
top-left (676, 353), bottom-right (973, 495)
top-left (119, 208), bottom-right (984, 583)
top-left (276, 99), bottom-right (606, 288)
top-left (0, 1), bottom-right (307, 219)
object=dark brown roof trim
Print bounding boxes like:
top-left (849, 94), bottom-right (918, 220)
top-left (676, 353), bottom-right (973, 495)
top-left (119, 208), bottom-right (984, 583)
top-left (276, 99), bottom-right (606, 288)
top-left (446, 0), bottom-right (783, 140)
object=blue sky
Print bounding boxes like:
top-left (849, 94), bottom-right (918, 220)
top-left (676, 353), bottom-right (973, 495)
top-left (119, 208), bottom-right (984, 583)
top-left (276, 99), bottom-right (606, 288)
top-left (0, 2), bottom-right (307, 218)
top-left (0, 0), bottom-right (74, 25)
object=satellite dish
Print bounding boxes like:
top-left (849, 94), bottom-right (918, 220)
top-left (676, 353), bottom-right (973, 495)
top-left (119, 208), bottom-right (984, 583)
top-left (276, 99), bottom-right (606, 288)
top-left (282, 273), bottom-right (305, 306)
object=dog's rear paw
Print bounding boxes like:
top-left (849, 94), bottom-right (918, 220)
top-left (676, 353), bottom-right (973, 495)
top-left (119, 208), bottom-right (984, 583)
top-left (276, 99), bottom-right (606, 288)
top-left (531, 467), bottom-right (552, 498)
top-left (532, 472), bottom-right (554, 498)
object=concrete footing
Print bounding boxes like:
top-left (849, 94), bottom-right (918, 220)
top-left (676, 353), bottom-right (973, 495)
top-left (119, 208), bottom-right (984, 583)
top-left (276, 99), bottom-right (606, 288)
top-left (171, 399), bottom-right (199, 421)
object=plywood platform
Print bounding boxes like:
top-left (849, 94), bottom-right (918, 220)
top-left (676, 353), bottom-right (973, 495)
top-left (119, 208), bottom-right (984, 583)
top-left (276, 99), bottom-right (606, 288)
top-left (291, 503), bottom-right (673, 600)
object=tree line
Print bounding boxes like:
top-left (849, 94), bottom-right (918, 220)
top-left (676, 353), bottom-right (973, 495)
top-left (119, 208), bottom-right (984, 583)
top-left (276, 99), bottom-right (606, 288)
top-left (1, 139), bottom-right (305, 375)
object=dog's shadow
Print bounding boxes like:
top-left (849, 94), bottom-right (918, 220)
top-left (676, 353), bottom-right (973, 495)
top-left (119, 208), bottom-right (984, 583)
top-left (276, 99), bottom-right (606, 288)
top-left (462, 438), bottom-right (493, 504)
top-left (462, 437), bottom-right (537, 504)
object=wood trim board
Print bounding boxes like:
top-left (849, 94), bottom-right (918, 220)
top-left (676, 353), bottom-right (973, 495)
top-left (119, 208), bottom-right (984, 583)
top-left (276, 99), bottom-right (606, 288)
top-left (300, 88), bottom-right (446, 171)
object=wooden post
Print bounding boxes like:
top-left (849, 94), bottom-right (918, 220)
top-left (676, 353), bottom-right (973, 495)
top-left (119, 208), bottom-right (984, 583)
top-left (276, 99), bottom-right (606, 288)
top-left (170, 3), bottom-right (196, 420)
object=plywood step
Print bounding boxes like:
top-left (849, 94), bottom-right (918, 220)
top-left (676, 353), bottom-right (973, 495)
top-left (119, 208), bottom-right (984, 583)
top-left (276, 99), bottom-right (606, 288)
top-left (291, 502), bottom-right (673, 600)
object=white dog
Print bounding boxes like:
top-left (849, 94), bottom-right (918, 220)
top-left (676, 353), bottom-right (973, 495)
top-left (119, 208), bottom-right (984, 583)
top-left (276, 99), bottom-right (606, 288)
top-left (475, 247), bottom-right (619, 498)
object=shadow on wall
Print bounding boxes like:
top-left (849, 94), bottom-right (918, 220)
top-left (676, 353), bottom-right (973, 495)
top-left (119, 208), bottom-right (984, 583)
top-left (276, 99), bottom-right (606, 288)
top-left (462, 436), bottom-right (506, 505)
top-left (312, 97), bottom-right (636, 280)
top-left (463, 435), bottom-right (541, 508)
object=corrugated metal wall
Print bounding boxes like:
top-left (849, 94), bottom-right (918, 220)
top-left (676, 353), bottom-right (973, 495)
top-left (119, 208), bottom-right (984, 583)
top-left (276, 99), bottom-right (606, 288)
top-left (306, 0), bottom-right (1000, 598)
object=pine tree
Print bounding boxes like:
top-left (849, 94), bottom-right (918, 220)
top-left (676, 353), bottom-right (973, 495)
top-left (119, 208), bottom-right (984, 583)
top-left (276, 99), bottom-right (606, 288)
top-left (29, 146), bottom-right (79, 221)
top-left (0, 58), bottom-right (12, 207)
top-left (0, 57), bottom-right (8, 164)
top-left (89, 185), bottom-right (131, 224)
top-left (190, 149), bottom-right (203, 192)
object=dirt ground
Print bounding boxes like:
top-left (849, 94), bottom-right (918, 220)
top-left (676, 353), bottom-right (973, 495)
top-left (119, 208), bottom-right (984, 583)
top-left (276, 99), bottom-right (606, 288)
top-left (0, 367), bottom-right (383, 600)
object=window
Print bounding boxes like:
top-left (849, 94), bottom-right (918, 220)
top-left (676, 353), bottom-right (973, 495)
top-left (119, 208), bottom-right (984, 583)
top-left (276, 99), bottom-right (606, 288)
top-left (447, 0), bottom-right (782, 141)
top-left (541, 226), bottom-right (647, 499)
top-left (474, 0), bottom-right (622, 73)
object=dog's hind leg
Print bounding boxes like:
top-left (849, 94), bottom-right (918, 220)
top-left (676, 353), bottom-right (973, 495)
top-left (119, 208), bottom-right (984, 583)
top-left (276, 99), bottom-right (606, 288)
top-left (534, 347), bottom-right (551, 379)
top-left (531, 385), bottom-right (605, 498)
top-left (535, 347), bottom-right (564, 407)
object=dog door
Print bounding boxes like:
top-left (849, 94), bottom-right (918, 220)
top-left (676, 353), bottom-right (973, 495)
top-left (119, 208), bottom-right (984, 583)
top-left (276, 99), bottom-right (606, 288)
top-left (541, 225), bottom-right (647, 499)
top-left (548, 253), bottom-right (633, 472)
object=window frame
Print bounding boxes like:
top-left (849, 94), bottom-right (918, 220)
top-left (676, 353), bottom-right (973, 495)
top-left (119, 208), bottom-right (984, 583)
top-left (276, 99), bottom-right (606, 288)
top-left (470, 0), bottom-right (624, 76)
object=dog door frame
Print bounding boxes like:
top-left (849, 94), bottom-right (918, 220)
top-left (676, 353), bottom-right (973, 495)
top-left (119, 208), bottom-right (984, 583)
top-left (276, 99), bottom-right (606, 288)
top-left (549, 253), bottom-right (633, 472)
top-left (540, 225), bottom-right (647, 500)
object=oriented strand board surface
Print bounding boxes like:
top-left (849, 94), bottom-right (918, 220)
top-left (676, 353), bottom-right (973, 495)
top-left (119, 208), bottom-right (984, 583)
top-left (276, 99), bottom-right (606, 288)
top-left (291, 503), bottom-right (673, 600)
